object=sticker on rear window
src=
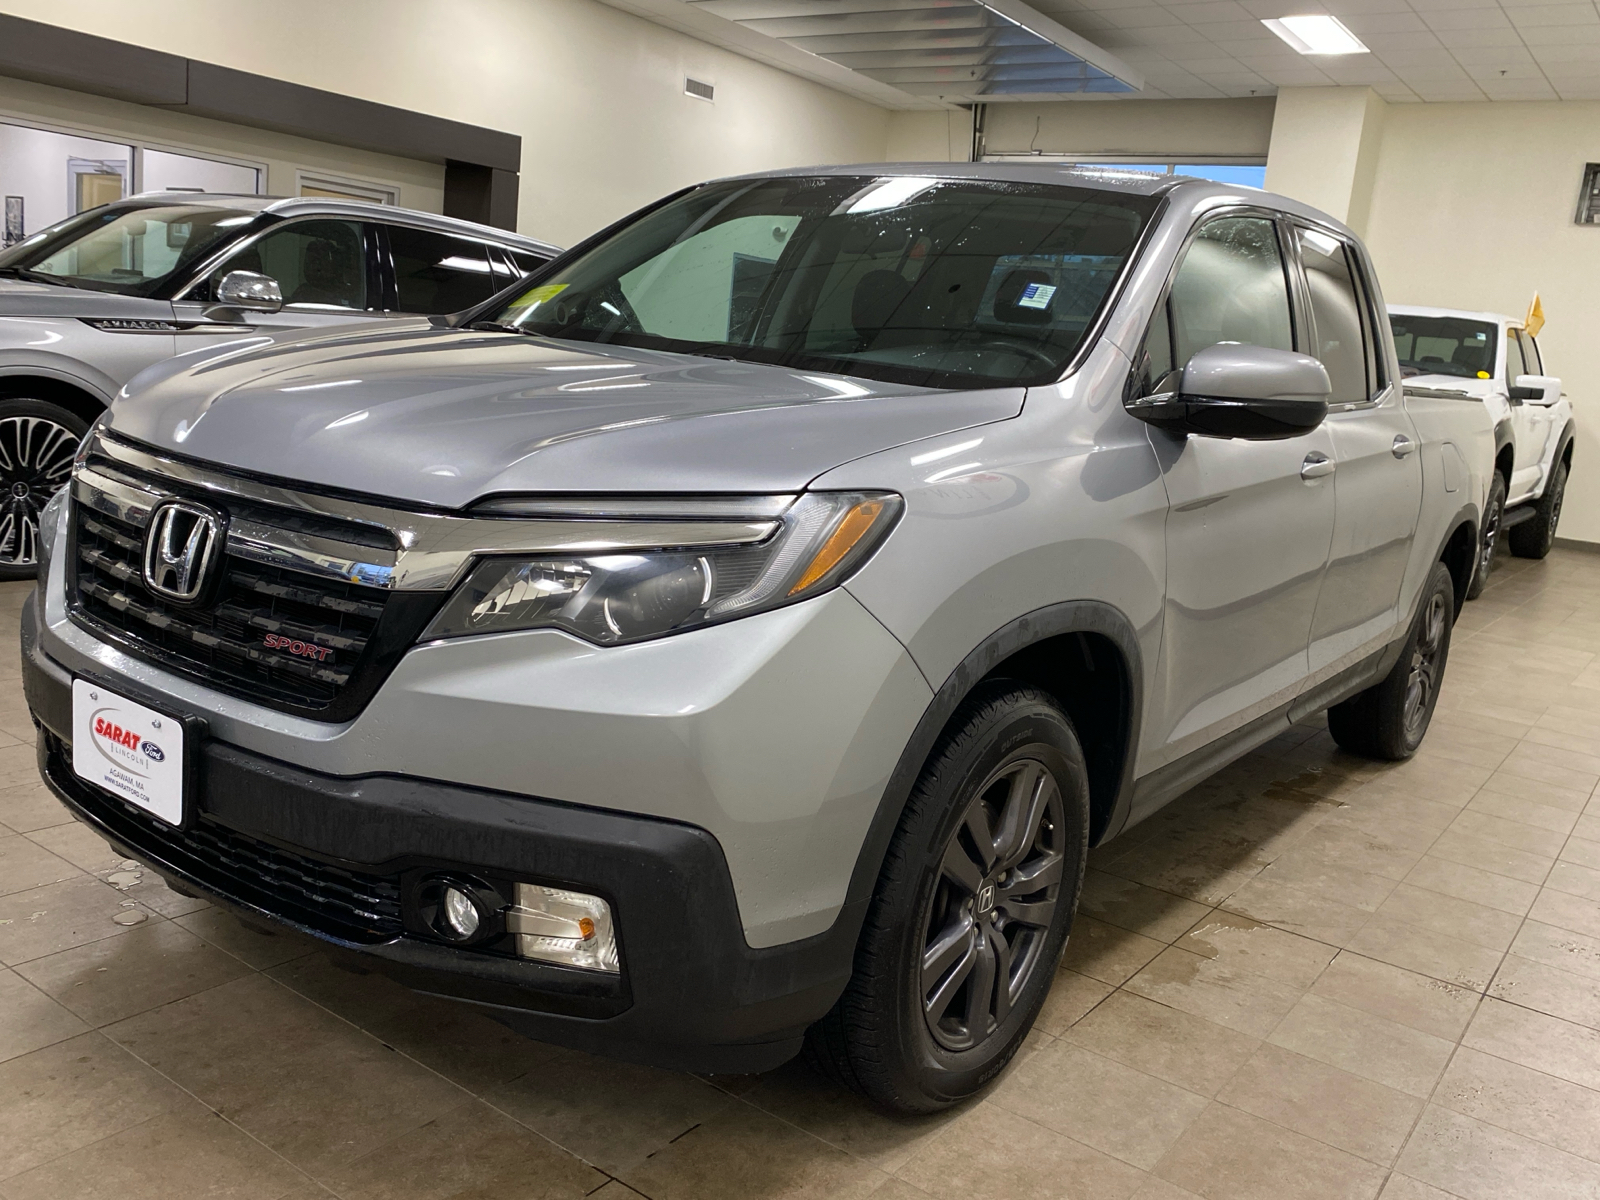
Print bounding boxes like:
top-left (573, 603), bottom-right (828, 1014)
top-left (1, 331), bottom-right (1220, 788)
top-left (1017, 282), bottom-right (1057, 310)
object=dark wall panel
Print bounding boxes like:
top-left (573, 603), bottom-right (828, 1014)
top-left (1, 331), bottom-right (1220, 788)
top-left (0, 13), bottom-right (521, 227)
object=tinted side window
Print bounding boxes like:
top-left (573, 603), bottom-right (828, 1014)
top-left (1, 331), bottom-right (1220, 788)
top-left (1296, 227), bottom-right (1368, 405)
top-left (505, 248), bottom-right (550, 276)
top-left (207, 219), bottom-right (368, 309)
top-left (387, 226), bottom-right (497, 314)
top-left (1168, 216), bottom-right (1294, 367)
top-left (1518, 330), bottom-right (1542, 375)
top-left (1504, 329), bottom-right (1527, 384)
top-left (1346, 249), bottom-right (1387, 396)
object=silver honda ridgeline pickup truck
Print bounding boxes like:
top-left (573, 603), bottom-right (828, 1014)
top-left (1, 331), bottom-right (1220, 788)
top-left (23, 165), bottom-right (1491, 1112)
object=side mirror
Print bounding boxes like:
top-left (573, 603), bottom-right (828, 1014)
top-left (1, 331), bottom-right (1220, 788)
top-left (1511, 373), bottom-right (1560, 406)
top-left (1127, 343), bottom-right (1331, 440)
top-left (213, 270), bottom-right (283, 313)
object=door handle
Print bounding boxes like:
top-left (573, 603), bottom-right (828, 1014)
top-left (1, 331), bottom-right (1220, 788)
top-left (1392, 435), bottom-right (1415, 459)
top-left (1301, 452), bottom-right (1335, 480)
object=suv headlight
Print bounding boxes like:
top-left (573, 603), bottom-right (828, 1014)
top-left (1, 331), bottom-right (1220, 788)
top-left (423, 491), bottom-right (902, 646)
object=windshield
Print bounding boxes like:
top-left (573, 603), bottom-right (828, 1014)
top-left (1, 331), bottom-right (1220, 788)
top-left (483, 176), bottom-right (1160, 389)
top-left (1390, 313), bottom-right (1498, 380)
top-left (0, 203), bottom-right (258, 296)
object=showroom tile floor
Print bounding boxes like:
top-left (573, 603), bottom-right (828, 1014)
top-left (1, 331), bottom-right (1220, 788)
top-left (5, 550), bottom-right (1600, 1200)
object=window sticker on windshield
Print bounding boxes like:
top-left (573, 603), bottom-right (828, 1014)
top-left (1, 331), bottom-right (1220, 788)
top-left (514, 282), bottom-right (568, 310)
top-left (1017, 282), bottom-right (1057, 310)
top-left (1477, 371), bottom-right (1490, 379)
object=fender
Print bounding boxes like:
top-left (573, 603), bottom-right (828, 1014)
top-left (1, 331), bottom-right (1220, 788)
top-left (1493, 416), bottom-right (1514, 465)
top-left (839, 599), bottom-right (1145, 922)
top-left (1554, 418), bottom-right (1577, 470)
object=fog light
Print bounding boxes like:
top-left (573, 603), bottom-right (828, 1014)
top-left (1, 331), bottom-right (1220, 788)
top-left (508, 883), bottom-right (619, 973)
top-left (441, 885), bottom-right (482, 940)
top-left (416, 876), bottom-right (501, 946)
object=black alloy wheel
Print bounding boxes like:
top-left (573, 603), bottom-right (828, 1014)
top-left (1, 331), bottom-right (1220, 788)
top-left (922, 757), bottom-right (1066, 1052)
top-left (1466, 472), bottom-right (1504, 600)
top-left (805, 682), bottom-right (1090, 1112)
top-left (0, 400), bottom-right (87, 579)
top-left (1402, 588), bottom-right (1449, 743)
top-left (1327, 560), bottom-right (1456, 761)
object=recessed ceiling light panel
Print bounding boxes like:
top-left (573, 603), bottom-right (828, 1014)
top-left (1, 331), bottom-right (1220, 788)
top-left (1261, 14), bottom-right (1369, 56)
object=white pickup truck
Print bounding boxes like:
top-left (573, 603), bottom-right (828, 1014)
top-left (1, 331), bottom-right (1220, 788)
top-left (1390, 305), bottom-right (1574, 596)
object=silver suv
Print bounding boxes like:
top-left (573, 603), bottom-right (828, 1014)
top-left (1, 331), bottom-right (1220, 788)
top-left (0, 194), bottom-right (558, 577)
top-left (24, 165), bottom-right (1491, 1112)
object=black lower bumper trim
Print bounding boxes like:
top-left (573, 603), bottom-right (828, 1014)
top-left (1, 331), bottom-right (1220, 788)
top-left (24, 597), bottom-right (858, 1074)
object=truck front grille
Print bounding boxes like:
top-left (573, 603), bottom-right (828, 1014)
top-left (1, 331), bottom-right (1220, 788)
top-left (73, 504), bottom-right (388, 712)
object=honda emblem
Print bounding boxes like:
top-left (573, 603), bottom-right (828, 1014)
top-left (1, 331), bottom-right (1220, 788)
top-left (143, 502), bottom-right (223, 602)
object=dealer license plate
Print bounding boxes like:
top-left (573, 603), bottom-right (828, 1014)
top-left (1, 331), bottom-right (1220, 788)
top-left (72, 679), bottom-right (185, 826)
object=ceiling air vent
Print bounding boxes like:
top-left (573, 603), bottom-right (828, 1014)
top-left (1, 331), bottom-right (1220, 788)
top-left (684, 77), bottom-right (715, 102)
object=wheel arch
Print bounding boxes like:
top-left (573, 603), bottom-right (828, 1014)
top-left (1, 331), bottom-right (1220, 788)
top-left (0, 370), bottom-right (111, 426)
top-left (842, 600), bottom-right (1144, 923)
top-left (1439, 508), bottom-right (1479, 614)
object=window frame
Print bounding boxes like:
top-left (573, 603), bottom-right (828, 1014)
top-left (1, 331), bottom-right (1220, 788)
top-left (172, 214), bottom-right (382, 311)
top-left (1285, 219), bottom-right (1382, 413)
top-left (1516, 328), bottom-right (1542, 377)
top-left (1503, 325), bottom-right (1527, 392)
top-left (1125, 205), bottom-right (1301, 405)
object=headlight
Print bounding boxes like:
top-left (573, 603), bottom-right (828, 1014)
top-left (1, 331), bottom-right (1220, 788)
top-left (423, 491), bottom-right (901, 645)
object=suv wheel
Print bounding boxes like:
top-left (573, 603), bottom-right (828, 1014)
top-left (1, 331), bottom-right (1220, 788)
top-left (1508, 458), bottom-right (1567, 560)
top-left (0, 399), bottom-right (87, 580)
top-left (1328, 561), bottom-right (1455, 761)
top-left (1465, 471), bottom-right (1504, 600)
top-left (806, 682), bottom-right (1089, 1112)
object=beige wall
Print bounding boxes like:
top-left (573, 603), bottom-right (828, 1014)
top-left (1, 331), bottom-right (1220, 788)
top-left (0, 75), bottom-right (446, 211)
top-left (1264, 88), bottom-right (1386, 233)
top-left (884, 110), bottom-right (975, 163)
top-left (981, 97), bottom-right (1276, 160)
top-left (1361, 99), bottom-right (1600, 543)
top-left (0, 0), bottom-right (891, 247)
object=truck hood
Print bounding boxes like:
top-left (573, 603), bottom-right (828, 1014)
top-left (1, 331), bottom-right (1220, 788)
top-left (107, 322), bottom-right (1025, 507)
top-left (0, 278), bottom-right (171, 318)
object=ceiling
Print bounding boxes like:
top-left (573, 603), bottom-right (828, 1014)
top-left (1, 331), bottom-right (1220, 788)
top-left (603, 0), bottom-right (1600, 103)
top-left (1030, 0), bottom-right (1600, 102)
top-left (682, 0), bottom-right (1140, 100)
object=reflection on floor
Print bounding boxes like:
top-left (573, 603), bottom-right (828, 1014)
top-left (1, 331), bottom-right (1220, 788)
top-left (5, 550), bottom-right (1600, 1200)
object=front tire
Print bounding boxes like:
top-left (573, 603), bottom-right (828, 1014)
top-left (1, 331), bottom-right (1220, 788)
top-left (1328, 561), bottom-right (1455, 761)
top-left (0, 398), bottom-right (88, 580)
top-left (1508, 458), bottom-right (1567, 560)
top-left (806, 682), bottom-right (1090, 1112)
top-left (1465, 471), bottom-right (1504, 600)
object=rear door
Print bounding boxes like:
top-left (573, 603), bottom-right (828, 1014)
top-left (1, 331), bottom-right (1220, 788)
top-left (1295, 225), bottom-right (1423, 680)
top-left (1140, 212), bottom-right (1336, 766)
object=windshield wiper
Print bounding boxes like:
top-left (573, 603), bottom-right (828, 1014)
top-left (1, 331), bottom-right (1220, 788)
top-left (0, 266), bottom-right (79, 288)
top-left (464, 320), bottom-right (528, 335)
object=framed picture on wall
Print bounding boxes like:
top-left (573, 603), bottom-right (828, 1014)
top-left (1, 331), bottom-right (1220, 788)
top-left (3, 196), bottom-right (21, 247)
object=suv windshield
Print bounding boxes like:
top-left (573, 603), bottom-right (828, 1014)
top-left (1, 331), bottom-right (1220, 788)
top-left (0, 203), bottom-right (259, 296)
top-left (1390, 313), bottom-right (1497, 380)
top-left (484, 175), bottom-right (1160, 389)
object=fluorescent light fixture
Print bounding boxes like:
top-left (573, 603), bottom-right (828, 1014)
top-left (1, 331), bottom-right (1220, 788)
top-left (1262, 14), bottom-right (1369, 55)
top-left (841, 177), bottom-right (938, 215)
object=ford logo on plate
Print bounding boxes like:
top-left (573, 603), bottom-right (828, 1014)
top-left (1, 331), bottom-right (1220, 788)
top-left (140, 741), bottom-right (165, 762)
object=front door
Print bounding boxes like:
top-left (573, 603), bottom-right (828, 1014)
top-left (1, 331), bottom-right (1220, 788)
top-left (1502, 326), bottom-right (1545, 502)
top-left (1135, 214), bottom-right (1337, 769)
top-left (1295, 226), bottom-right (1423, 678)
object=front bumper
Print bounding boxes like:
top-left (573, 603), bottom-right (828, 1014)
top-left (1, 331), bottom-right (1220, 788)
top-left (23, 594), bottom-right (856, 1073)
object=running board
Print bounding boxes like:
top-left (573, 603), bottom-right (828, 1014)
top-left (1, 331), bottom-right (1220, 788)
top-left (1502, 505), bottom-right (1538, 529)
